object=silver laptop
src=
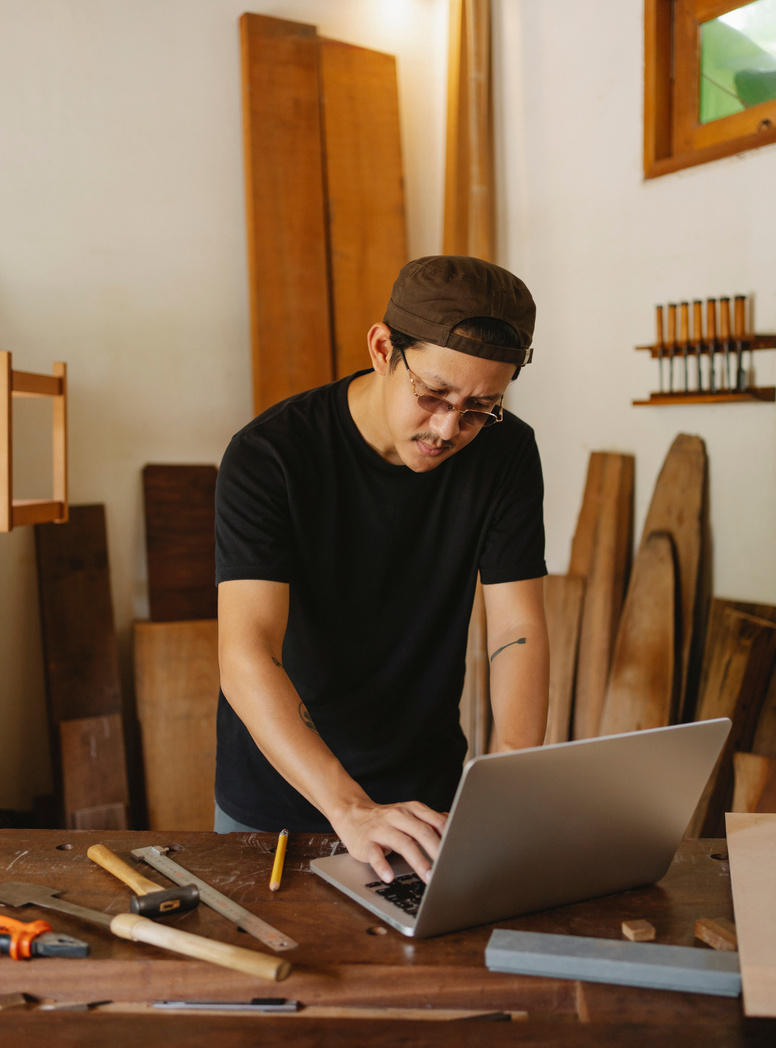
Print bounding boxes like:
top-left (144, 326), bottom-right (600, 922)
top-left (310, 718), bottom-right (731, 938)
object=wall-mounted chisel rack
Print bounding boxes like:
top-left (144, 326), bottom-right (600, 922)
top-left (633, 297), bottom-right (776, 406)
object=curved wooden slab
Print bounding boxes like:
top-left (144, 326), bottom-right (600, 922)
top-left (639, 434), bottom-right (707, 721)
top-left (600, 531), bottom-right (676, 736)
top-left (570, 452), bottom-right (634, 739)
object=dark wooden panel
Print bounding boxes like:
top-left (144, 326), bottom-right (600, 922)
top-left (142, 465), bottom-right (217, 622)
top-left (35, 504), bottom-right (122, 723)
top-left (319, 39), bottom-right (407, 378)
top-left (59, 714), bottom-right (129, 830)
top-left (240, 13), bottom-right (334, 414)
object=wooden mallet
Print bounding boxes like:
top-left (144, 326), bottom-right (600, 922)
top-left (87, 844), bottom-right (199, 918)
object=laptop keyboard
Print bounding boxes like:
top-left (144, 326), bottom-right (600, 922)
top-left (365, 872), bottom-right (426, 916)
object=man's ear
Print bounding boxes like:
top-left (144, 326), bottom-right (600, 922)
top-left (366, 322), bottom-right (394, 375)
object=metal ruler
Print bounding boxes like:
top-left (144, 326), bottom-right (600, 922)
top-left (131, 845), bottom-right (297, 952)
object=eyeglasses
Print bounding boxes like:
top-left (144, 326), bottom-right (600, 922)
top-left (399, 349), bottom-right (503, 429)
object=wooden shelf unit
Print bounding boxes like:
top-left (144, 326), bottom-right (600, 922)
top-left (634, 334), bottom-right (776, 407)
top-left (1, 351), bottom-right (68, 532)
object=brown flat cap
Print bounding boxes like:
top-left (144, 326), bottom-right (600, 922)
top-left (383, 255), bottom-right (535, 366)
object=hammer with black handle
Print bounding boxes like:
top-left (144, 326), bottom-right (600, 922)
top-left (87, 844), bottom-right (199, 917)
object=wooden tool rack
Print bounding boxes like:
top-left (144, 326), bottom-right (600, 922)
top-left (1, 350), bottom-right (68, 531)
top-left (633, 334), bottom-right (776, 406)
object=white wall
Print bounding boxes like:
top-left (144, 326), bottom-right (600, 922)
top-left (0, 0), bottom-right (449, 811)
top-left (495, 0), bottom-right (776, 605)
top-left (2, 0), bottom-right (774, 814)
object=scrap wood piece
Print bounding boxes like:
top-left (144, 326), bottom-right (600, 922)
top-left (726, 812), bottom-right (776, 1017)
top-left (59, 714), bottom-right (129, 831)
top-left (34, 504), bottom-right (122, 724)
top-left (543, 574), bottom-right (584, 745)
top-left (695, 917), bottom-right (738, 952)
top-left (622, 919), bottom-right (656, 942)
top-left (599, 530), bottom-right (677, 736)
top-left (687, 609), bottom-right (776, 837)
top-left (570, 452), bottom-right (634, 739)
top-left (638, 434), bottom-right (707, 722)
top-left (485, 928), bottom-right (740, 997)
top-left (133, 619), bottom-right (219, 831)
top-left (142, 464), bottom-right (218, 622)
top-left (732, 753), bottom-right (776, 814)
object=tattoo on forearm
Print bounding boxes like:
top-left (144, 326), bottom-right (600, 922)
top-left (490, 637), bottom-right (527, 663)
top-left (271, 657), bottom-right (283, 668)
top-left (299, 701), bottom-right (320, 736)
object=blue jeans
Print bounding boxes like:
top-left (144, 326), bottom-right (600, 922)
top-left (213, 800), bottom-right (265, 833)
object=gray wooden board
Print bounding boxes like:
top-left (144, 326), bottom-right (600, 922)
top-left (485, 929), bottom-right (741, 997)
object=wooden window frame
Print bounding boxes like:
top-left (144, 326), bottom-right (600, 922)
top-left (645, 0), bottom-right (776, 178)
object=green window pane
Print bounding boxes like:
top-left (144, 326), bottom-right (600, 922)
top-left (699, 0), bottom-right (776, 125)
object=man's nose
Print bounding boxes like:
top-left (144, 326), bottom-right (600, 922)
top-left (431, 408), bottom-right (461, 440)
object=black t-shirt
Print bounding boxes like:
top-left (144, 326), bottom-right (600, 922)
top-left (215, 371), bottom-right (546, 830)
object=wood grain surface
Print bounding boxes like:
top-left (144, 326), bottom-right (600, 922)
top-left (142, 465), bottom-right (217, 623)
top-left (637, 434), bottom-right (707, 722)
top-left (543, 574), bottom-right (584, 745)
top-left (570, 453), bottom-right (634, 739)
top-left (599, 531), bottom-right (677, 736)
top-left (319, 38), bottom-right (407, 378)
top-left (133, 620), bottom-right (218, 831)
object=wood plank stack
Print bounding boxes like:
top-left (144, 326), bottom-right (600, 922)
top-left (134, 465), bottom-right (220, 832)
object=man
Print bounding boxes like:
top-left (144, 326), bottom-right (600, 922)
top-left (215, 255), bottom-right (549, 885)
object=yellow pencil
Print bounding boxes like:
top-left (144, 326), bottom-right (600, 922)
top-left (269, 829), bottom-right (288, 891)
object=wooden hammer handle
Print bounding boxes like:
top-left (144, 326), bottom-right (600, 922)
top-left (87, 843), bottom-right (166, 897)
top-left (109, 912), bottom-right (291, 981)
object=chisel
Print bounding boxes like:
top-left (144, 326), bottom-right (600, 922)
top-left (706, 299), bottom-right (717, 393)
top-left (655, 304), bottom-right (665, 393)
top-left (679, 301), bottom-right (690, 393)
top-left (734, 295), bottom-right (747, 390)
top-left (693, 300), bottom-right (704, 391)
top-left (719, 297), bottom-right (732, 389)
top-left (667, 303), bottom-right (677, 393)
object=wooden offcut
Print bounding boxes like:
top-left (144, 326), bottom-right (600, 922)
top-left (695, 917), bottom-right (738, 952)
top-left (637, 433), bottom-right (707, 721)
top-left (543, 574), bottom-right (584, 745)
top-left (622, 919), bottom-right (656, 942)
top-left (599, 531), bottom-right (677, 736)
top-left (726, 812), bottom-right (776, 1017)
top-left (687, 609), bottom-right (776, 837)
top-left (142, 464), bottom-right (218, 622)
top-left (319, 39), bottom-right (407, 378)
top-left (570, 452), bottom-right (634, 739)
top-left (134, 619), bottom-right (219, 831)
top-left (59, 714), bottom-right (130, 830)
top-left (35, 505), bottom-right (123, 725)
top-left (240, 13), bottom-right (333, 413)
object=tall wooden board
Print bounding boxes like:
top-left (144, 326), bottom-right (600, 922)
top-left (134, 620), bottom-right (219, 831)
top-left (599, 531), bottom-right (677, 736)
top-left (142, 464), bottom-right (218, 622)
top-left (319, 39), bottom-right (407, 378)
top-left (726, 813), bottom-right (776, 1017)
top-left (570, 453), bottom-right (634, 739)
top-left (687, 608), bottom-right (776, 837)
top-left (240, 13), bottom-right (334, 413)
top-left (638, 434), bottom-right (707, 721)
top-left (543, 574), bottom-right (584, 745)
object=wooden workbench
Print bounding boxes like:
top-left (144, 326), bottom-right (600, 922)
top-left (0, 829), bottom-right (773, 1045)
